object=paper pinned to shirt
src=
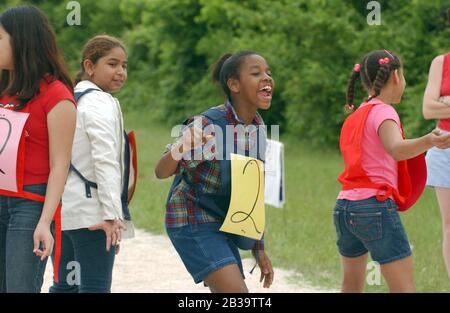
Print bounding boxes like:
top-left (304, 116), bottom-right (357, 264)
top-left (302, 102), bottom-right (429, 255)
top-left (0, 108), bottom-right (29, 192)
top-left (220, 153), bottom-right (265, 240)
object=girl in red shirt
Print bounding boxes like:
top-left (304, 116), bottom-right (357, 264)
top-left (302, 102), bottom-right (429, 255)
top-left (422, 9), bottom-right (450, 280)
top-left (0, 5), bottom-right (76, 293)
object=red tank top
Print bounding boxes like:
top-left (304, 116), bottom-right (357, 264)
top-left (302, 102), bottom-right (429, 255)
top-left (437, 53), bottom-right (450, 131)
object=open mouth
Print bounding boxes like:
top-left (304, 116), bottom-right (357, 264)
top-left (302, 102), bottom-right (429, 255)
top-left (258, 85), bottom-right (273, 100)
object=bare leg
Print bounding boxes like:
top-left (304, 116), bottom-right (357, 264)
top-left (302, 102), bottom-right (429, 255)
top-left (380, 256), bottom-right (415, 292)
top-left (435, 187), bottom-right (450, 279)
top-left (203, 264), bottom-right (248, 293)
top-left (341, 253), bottom-right (368, 293)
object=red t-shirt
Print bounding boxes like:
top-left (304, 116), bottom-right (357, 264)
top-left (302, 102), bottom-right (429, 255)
top-left (0, 77), bottom-right (75, 185)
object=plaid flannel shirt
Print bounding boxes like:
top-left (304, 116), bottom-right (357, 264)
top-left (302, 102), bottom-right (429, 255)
top-left (164, 100), bottom-right (265, 250)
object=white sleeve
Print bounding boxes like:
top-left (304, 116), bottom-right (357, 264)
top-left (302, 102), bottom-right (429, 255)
top-left (81, 94), bottom-right (123, 220)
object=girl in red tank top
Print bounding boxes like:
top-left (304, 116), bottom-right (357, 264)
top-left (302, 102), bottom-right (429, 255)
top-left (422, 9), bottom-right (450, 281)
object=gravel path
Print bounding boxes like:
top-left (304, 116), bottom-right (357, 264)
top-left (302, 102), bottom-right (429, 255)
top-left (42, 228), bottom-right (335, 293)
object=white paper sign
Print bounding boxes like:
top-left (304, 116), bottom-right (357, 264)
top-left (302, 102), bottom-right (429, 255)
top-left (264, 139), bottom-right (285, 208)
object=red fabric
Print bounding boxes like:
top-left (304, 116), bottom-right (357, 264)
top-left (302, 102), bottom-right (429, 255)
top-left (437, 53), bottom-right (450, 131)
top-left (338, 103), bottom-right (427, 212)
top-left (127, 131), bottom-right (138, 203)
top-left (0, 134), bottom-right (62, 283)
top-left (0, 76), bottom-right (72, 283)
top-left (0, 77), bottom-right (75, 185)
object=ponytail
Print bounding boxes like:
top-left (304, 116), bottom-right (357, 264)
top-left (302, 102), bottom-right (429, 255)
top-left (211, 51), bottom-right (258, 99)
top-left (74, 70), bottom-right (89, 85)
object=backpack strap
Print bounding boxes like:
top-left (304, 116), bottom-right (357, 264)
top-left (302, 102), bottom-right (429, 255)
top-left (70, 88), bottom-right (101, 198)
top-left (201, 107), bottom-right (226, 123)
top-left (74, 88), bottom-right (101, 102)
top-left (69, 164), bottom-right (98, 198)
top-left (121, 131), bottom-right (132, 221)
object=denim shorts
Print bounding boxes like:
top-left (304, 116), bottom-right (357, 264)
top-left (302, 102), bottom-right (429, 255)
top-left (333, 197), bottom-right (412, 265)
top-left (166, 222), bottom-right (244, 284)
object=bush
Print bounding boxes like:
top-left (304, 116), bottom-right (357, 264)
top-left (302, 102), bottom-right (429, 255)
top-left (1, 0), bottom-right (448, 146)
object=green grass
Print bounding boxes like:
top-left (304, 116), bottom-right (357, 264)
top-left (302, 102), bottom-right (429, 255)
top-left (124, 109), bottom-right (449, 292)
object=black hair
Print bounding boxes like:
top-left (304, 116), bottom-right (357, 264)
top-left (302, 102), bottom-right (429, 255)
top-left (211, 51), bottom-right (258, 99)
top-left (346, 50), bottom-right (402, 110)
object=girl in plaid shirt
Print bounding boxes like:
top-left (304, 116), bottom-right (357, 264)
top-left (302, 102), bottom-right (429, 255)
top-left (155, 51), bottom-right (274, 292)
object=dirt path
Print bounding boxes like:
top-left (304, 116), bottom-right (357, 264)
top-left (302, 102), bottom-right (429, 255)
top-left (42, 229), bottom-right (335, 293)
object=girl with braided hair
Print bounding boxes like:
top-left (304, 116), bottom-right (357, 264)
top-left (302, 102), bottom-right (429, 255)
top-left (333, 50), bottom-right (450, 292)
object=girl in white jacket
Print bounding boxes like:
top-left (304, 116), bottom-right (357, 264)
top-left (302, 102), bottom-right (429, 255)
top-left (50, 35), bottom-right (133, 293)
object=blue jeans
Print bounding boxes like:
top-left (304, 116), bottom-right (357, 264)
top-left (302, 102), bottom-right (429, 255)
top-left (0, 184), bottom-right (48, 293)
top-left (333, 197), bottom-right (412, 264)
top-left (49, 228), bottom-right (116, 293)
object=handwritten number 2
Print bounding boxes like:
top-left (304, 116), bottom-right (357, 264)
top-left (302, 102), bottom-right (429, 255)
top-left (230, 159), bottom-right (262, 234)
top-left (0, 117), bottom-right (12, 175)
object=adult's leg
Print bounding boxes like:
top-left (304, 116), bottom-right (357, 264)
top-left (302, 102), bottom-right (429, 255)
top-left (435, 187), bottom-right (450, 279)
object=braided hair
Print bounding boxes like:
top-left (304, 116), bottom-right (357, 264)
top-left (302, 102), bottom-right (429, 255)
top-left (346, 50), bottom-right (402, 111)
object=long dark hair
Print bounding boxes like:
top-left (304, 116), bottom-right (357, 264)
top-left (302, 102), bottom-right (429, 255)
top-left (0, 5), bottom-right (73, 110)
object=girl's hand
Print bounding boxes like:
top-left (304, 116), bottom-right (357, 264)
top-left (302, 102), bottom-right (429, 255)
top-left (33, 221), bottom-right (54, 261)
top-left (428, 129), bottom-right (450, 149)
top-left (177, 126), bottom-right (214, 154)
top-left (252, 250), bottom-right (274, 288)
top-left (88, 220), bottom-right (126, 252)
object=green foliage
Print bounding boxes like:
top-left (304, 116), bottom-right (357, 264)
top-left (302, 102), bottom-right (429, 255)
top-left (1, 0), bottom-right (448, 144)
top-left (118, 0), bottom-right (449, 144)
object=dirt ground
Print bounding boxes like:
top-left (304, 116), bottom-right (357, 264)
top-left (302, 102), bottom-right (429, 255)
top-left (42, 228), bottom-right (335, 293)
